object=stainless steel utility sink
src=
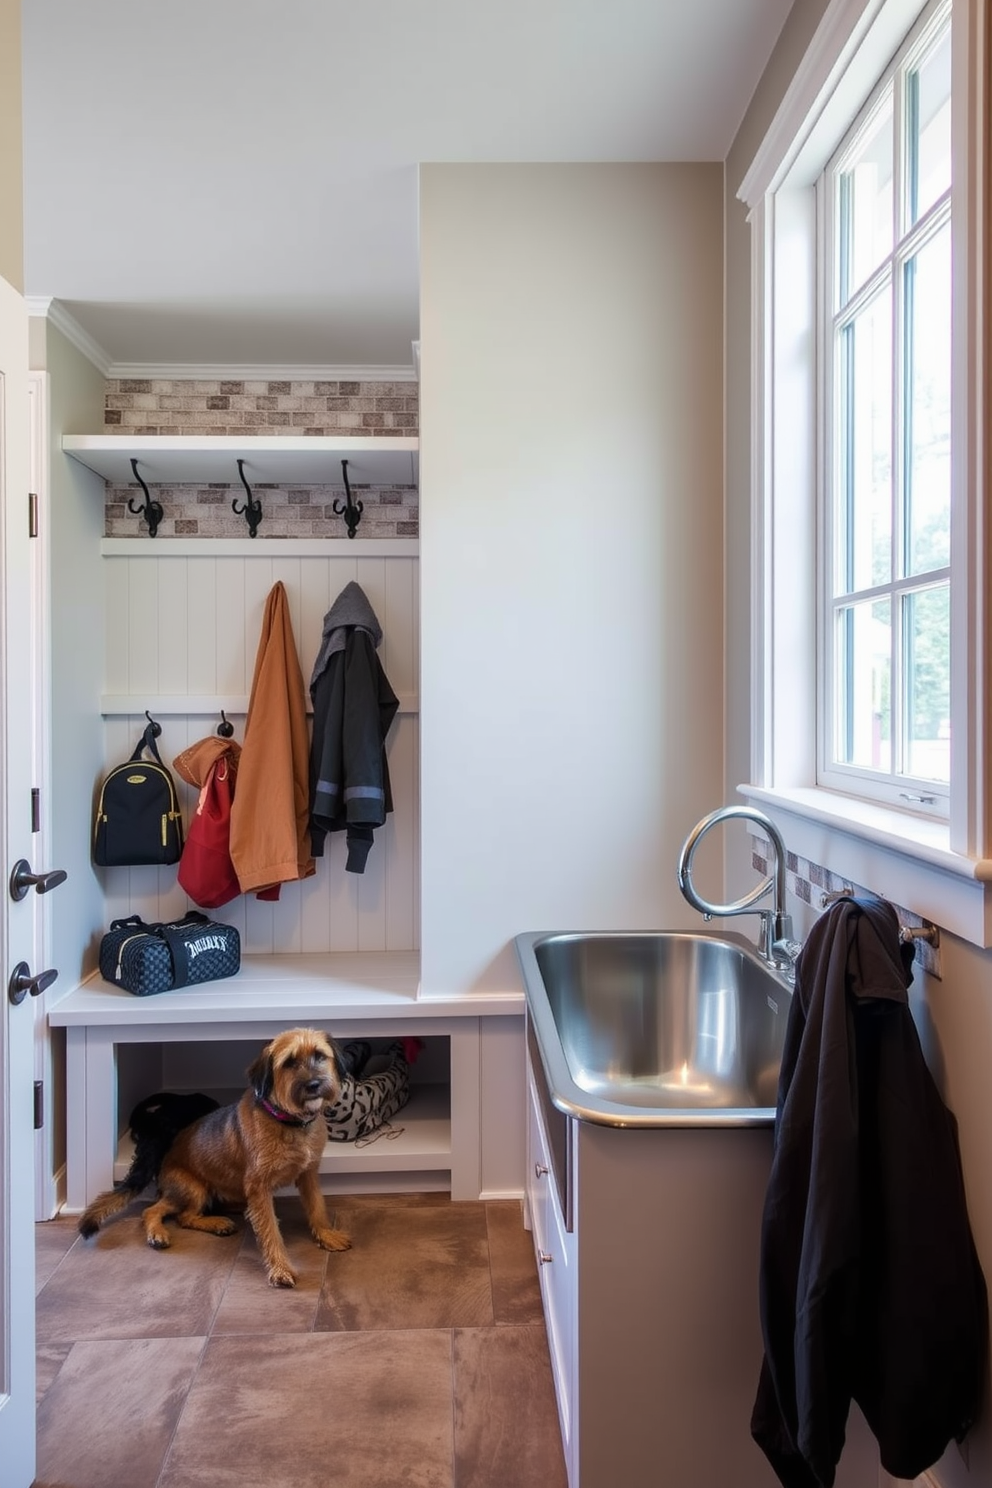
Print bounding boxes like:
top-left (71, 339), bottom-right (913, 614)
top-left (514, 930), bottom-right (791, 1127)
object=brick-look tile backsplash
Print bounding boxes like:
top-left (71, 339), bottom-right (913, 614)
top-left (104, 378), bottom-right (419, 437)
top-left (103, 378), bottom-right (419, 537)
top-left (106, 481), bottom-right (418, 539)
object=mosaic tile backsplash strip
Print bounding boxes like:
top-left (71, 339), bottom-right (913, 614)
top-left (752, 844), bottom-right (941, 979)
top-left (102, 378), bottom-right (419, 538)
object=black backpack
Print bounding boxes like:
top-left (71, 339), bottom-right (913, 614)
top-left (93, 720), bottom-right (184, 867)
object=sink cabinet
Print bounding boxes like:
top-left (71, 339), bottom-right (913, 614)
top-left (525, 1017), bottom-right (781, 1488)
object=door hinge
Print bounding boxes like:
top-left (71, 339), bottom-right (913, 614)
top-left (29, 491), bottom-right (39, 539)
top-left (31, 787), bottom-right (41, 834)
top-left (33, 1080), bottom-right (44, 1130)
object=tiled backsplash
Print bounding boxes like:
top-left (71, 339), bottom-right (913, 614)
top-left (104, 378), bottom-right (418, 437)
top-left (752, 844), bottom-right (942, 979)
top-left (103, 378), bottom-right (419, 538)
top-left (105, 481), bottom-right (418, 539)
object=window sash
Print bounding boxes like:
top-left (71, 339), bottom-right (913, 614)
top-left (819, 1), bottom-right (952, 812)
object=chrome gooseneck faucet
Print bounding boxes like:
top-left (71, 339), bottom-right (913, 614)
top-left (677, 804), bottom-right (800, 977)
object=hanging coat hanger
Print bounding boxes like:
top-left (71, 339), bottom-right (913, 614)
top-left (232, 459), bottom-right (263, 537)
top-left (333, 459), bottom-right (364, 538)
top-left (128, 459), bottom-right (164, 538)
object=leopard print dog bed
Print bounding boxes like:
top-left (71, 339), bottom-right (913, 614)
top-left (324, 1037), bottom-right (421, 1142)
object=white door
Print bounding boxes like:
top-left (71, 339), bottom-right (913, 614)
top-left (0, 274), bottom-right (39, 1487)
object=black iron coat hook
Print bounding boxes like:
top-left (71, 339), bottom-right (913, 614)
top-left (333, 459), bottom-right (363, 538)
top-left (232, 459), bottom-right (263, 537)
top-left (128, 459), bottom-right (164, 538)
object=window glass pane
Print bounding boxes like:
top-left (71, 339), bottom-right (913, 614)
top-left (835, 599), bottom-right (891, 770)
top-left (904, 585), bottom-right (950, 781)
top-left (904, 222), bottom-right (951, 575)
top-left (838, 92), bottom-right (893, 305)
top-left (837, 291), bottom-right (892, 593)
top-left (907, 28), bottom-right (951, 224)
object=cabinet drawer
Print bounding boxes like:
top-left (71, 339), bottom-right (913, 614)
top-left (528, 1073), bottom-right (575, 1460)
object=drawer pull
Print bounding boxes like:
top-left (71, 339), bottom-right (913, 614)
top-left (535, 1162), bottom-right (549, 1178)
top-left (538, 1249), bottom-right (553, 1264)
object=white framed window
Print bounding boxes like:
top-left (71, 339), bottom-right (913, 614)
top-left (820, 4), bottom-right (952, 813)
top-left (737, 0), bottom-right (991, 945)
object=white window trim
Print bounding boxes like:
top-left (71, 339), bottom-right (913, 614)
top-left (738, 0), bottom-right (991, 945)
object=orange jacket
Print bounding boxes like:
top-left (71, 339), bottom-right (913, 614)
top-left (229, 581), bottom-right (315, 898)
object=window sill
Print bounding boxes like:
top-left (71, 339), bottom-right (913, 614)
top-left (738, 784), bottom-right (992, 948)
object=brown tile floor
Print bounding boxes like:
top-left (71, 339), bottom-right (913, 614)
top-left (34, 1194), bottom-right (568, 1488)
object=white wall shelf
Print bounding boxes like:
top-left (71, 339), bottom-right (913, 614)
top-left (62, 433), bottom-right (419, 487)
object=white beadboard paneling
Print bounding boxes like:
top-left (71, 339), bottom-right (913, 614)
top-left (156, 558), bottom-right (189, 696)
top-left (186, 555), bottom-right (219, 696)
top-left (98, 551), bottom-right (420, 954)
top-left (104, 559), bottom-right (130, 695)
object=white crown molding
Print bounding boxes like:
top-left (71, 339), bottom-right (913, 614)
top-left (106, 362), bottom-right (418, 382)
top-left (21, 299), bottom-right (417, 383)
top-left (24, 296), bottom-right (112, 376)
top-left (737, 0), bottom-right (928, 207)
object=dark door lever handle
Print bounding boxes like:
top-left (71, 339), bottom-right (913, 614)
top-left (8, 961), bottom-right (58, 1006)
top-left (9, 859), bottom-right (68, 902)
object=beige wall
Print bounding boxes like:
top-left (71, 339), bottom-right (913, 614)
top-left (419, 163), bottom-right (725, 998)
top-left (0, 0), bottom-right (22, 291)
top-left (725, 10), bottom-right (992, 1486)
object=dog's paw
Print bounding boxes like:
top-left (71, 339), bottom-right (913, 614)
top-left (146, 1232), bottom-right (171, 1250)
top-left (315, 1227), bottom-right (352, 1252)
top-left (267, 1264), bottom-right (298, 1288)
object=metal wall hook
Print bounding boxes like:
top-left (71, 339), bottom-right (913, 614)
top-left (333, 459), bottom-right (364, 538)
top-left (127, 458), bottom-right (164, 538)
top-left (144, 710), bottom-right (162, 739)
top-left (217, 710), bottom-right (234, 738)
top-left (232, 458), bottom-right (263, 537)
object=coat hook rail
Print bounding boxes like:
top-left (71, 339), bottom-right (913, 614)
top-left (333, 459), bottom-right (364, 538)
top-left (128, 459), bottom-right (164, 538)
top-left (232, 459), bottom-right (263, 537)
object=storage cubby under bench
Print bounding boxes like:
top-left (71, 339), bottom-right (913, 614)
top-left (49, 953), bottom-right (524, 1211)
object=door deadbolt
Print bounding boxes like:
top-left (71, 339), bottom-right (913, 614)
top-left (9, 859), bottom-right (68, 902)
top-left (8, 961), bottom-right (58, 1006)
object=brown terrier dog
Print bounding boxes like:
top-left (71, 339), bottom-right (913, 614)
top-left (141, 1027), bottom-right (351, 1287)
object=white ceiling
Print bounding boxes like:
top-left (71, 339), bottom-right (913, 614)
top-left (21, 0), bottom-right (793, 372)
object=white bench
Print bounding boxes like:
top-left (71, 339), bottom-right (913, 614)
top-left (49, 952), bottom-right (524, 1210)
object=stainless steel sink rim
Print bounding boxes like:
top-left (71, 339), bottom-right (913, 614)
top-left (514, 929), bottom-right (793, 1129)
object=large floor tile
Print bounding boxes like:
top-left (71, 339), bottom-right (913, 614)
top-left (315, 1199), bottom-right (493, 1331)
top-left (485, 1200), bottom-right (544, 1325)
top-left (35, 1215), bottom-right (82, 1294)
top-left (157, 1330), bottom-right (454, 1488)
top-left (211, 1207), bottom-right (331, 1333)
top-left (34, 1335), bottom-right (206, 1488)
top-left (36, 1207), bottom-right (244, 1346)
top-left (453, 1325), bottom-right (568, 1488)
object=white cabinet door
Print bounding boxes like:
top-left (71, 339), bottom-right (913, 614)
top-left (0, 274), bottom-right (39, 1487)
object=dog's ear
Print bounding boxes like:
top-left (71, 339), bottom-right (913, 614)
top-left (247, 1047), bottom-right (275, 1102)
top-left (324, 1035), bottom-right (348, 1087)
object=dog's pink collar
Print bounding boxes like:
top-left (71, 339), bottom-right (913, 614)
top-left (257, 1095), bottom-right (318, 1128)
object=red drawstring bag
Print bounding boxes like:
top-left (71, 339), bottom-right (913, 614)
top-left (177, 759), bottom-right (241, 909)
